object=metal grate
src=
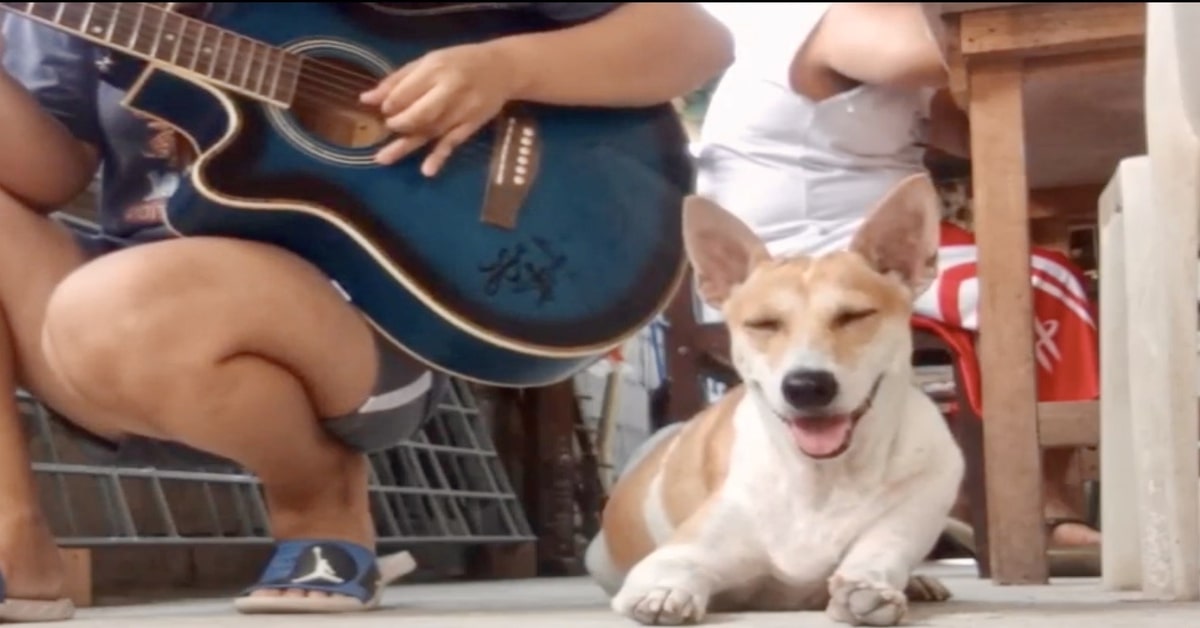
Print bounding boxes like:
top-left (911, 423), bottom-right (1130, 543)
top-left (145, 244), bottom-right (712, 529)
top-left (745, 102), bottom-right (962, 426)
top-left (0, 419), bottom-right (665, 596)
top-left (21, 379), bottom-right (533, 547)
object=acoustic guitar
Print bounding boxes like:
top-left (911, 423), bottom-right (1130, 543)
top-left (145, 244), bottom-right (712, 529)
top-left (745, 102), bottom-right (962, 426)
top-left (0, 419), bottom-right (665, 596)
top-left (0, 2), bottom-right (693, 387)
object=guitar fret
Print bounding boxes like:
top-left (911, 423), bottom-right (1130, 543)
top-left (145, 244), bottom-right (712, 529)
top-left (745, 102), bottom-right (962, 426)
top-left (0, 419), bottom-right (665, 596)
top-left (179, 15), bottom-right (200, 71)
top-left (149, 5), bottom-right (167, 60)
top-left (192, 22), bottom-right (213, 75)
top-left (127, 3), bottom-right (145, 52)
top-left (238, 40), bottom-right (256, 90)
top-left (224, 35), bottom-right (239, 83)
top-left (254, 42), bottom-right (270, 95)
top-left (51, 2), bottom-right (83, 30)
top-left (102, 3), bottom-right (119, 43)
top-left (166, 12), bottom-right (184, 65)
top-left (209, 28), bottom-right (224, 79)
top-left (80, 2), bottom-right (96, 36)
top-left (269, 47), bottom-right (286, 104)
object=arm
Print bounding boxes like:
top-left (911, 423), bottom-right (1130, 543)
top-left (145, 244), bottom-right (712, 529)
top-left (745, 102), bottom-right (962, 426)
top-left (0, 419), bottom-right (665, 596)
top-left (926, 88), bottom-right (971, 159)
top-left (495, 3), bottom-right (735, 107)
top-left (800, 3), bottom-right (948, 93)
top-left (0, 18), bottom-right (101, 210)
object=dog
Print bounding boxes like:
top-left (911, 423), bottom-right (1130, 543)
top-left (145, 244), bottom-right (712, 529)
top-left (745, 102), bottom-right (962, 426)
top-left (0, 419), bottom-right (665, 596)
top-left (585, 173), bottom-right (965, 626)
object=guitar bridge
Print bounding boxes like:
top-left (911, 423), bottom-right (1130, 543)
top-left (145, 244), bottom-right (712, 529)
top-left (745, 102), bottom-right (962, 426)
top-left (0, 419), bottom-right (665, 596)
top-left (480, 112), bottom-right (540, 230)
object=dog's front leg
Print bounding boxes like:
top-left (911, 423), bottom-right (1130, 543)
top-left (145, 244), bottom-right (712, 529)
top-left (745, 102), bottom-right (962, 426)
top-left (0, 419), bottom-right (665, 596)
top-left (826, 471), bottom-right (960, 626)
top-left (612, 498), bottom-right (761, 625)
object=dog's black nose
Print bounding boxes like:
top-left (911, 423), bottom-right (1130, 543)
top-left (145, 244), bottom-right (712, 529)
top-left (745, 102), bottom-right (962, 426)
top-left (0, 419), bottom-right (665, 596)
top-left (781, 369), bottom-right (839, 409)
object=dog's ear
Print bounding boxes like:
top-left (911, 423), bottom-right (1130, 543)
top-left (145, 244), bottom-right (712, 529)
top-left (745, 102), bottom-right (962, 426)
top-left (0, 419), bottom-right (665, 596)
top-left (849, 173), bottom-right (941, 298)
top-left (683, 195), bottom-right (771, 308)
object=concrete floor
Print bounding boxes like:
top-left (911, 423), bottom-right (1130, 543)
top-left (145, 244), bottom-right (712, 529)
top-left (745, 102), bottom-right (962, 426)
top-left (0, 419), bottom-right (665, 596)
top-left (68, 562), bottom-right (1200, 627)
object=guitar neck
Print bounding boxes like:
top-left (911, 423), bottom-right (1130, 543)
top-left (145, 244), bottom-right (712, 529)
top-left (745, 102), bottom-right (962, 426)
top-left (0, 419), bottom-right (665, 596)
top-left (0, 2), bottom-right (299, 107)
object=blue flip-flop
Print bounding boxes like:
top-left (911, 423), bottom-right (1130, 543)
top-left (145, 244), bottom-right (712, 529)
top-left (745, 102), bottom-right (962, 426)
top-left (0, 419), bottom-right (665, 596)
top-left (0, 572), bottom-right (75, 622)
top-left (234, 540), bottom-right (415, 614)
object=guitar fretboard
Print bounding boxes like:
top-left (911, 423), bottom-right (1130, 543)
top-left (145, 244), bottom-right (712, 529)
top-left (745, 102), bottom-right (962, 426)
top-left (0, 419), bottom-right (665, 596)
top-left (1, 2), bottom-right (300, 106)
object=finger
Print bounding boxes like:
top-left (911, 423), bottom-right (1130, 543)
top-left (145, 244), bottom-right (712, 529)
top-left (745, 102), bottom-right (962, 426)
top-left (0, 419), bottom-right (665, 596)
top-left (385, 83), bottom-right (458, 137)
top-left (421, 121), bottom-right (484, 177)
top-left (360, 61), bottom-right (417, 105)
top-left (374, 135), bottom-right (432, 166)
top-left (379, 63), bottom-right (445, 117)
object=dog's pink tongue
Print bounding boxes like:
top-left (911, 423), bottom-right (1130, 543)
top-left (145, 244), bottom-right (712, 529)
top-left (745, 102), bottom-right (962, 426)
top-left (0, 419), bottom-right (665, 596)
top-left (787, 416), bottom-right (853, 458)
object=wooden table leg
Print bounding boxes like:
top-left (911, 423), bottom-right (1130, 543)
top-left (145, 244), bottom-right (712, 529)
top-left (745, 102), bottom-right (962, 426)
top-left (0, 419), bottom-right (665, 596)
top-left (967, 57), bottom-right (1050, 585)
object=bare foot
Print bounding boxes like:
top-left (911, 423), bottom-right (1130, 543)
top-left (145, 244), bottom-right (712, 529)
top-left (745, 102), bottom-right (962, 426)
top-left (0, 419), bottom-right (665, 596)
top-left (0, 513), bottom-right (67, 601)
top-left (1044, 495), bottom-right (1101, 548)
top-left (1047, 519), bottom-right (1102, 547)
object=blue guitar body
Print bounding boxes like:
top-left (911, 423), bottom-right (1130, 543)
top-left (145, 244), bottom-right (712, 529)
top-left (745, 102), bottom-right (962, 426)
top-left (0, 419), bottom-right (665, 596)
top-left (116, 2), bottom-right (692, 387)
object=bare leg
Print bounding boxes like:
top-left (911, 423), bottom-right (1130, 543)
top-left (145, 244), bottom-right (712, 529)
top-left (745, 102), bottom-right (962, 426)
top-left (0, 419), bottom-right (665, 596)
top-left (1042, 448), bottom-right (1101, 546)
top-left (949, 449), bottom-right (1101, 548)
top-left (0, 190), bottom-right (96, 606)
top-left (41, 237), bottom-right (383, 602)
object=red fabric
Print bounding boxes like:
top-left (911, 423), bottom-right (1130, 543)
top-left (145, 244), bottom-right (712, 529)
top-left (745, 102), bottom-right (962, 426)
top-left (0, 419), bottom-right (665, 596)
top-left (914, 222), bottom-right (1100, 419)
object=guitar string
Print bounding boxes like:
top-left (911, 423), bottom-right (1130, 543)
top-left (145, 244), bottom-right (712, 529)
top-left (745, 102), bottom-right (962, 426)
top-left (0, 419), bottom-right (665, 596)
top-left (29, 4), bottom-right (401, 104)
top-left (19, 3), bottom-right (526, 158)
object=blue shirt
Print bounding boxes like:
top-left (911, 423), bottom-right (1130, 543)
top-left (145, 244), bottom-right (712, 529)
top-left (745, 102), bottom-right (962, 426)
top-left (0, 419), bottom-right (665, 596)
top-left (1, 2), bottom-right (621, 244)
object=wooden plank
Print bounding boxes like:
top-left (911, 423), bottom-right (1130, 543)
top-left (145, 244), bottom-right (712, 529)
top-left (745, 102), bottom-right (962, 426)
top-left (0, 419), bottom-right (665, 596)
top-left (968, 57), bottom-right (1049, 585)
top-left (960, 3), bottom-right (1146, 59)
top-left (1037, 401), bottom-right (1098, 448)
top-left (525, 382), bottom-right (586, 575)
top-left (1022, 45), bottom-right (1143, 78)
top-left (58, 548), bottom-right (92, 609)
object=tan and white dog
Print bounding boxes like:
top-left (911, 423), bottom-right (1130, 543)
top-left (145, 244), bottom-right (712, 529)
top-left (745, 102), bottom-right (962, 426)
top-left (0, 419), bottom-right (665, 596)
top-left (586, 174), bottom-right (965, 626)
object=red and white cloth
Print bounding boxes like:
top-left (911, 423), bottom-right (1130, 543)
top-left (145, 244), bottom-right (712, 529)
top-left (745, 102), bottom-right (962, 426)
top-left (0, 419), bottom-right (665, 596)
top-left (914, 223), bottom-right (1100, 416)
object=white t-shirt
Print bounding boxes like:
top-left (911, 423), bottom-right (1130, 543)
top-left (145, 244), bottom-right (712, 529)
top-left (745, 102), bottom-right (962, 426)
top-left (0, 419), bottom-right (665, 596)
top-left (696, 3), bottom-right (933, 258)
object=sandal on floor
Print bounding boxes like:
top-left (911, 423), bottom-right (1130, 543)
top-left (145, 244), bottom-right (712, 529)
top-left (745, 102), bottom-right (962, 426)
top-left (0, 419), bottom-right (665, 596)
top-left (0, 573), bottom-right (75, 623)
top-left (1043, 517), bottom-right (1102, 578)
top-left (233, 540), bottom-right (417, 615)
top-left (943, 517), bottom-right (1101, 578)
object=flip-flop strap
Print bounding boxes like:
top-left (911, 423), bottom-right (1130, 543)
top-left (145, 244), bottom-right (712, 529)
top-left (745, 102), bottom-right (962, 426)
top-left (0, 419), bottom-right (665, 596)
top-left (242, 539), bottom-right (381, 604)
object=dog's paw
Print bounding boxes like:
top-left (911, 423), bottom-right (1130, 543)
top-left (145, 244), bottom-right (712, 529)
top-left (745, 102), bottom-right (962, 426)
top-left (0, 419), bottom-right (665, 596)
top-left (613, 584), bottom-right (707, 626)
top-left (826, 574), bottom-right (908, 627)
top-left (903, 574), bottom-right (951, 603)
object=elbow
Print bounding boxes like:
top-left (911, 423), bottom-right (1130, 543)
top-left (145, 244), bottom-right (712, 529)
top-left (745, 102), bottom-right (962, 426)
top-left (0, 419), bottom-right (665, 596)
top-left (676, 10), bottom-right (735, 95)
top-left (640, 5), bottom-right (734, 104)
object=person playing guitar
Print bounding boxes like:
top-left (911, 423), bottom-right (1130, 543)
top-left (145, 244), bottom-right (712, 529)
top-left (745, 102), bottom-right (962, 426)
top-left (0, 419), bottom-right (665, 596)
top-left (0, 2), bottom-right (732, 619)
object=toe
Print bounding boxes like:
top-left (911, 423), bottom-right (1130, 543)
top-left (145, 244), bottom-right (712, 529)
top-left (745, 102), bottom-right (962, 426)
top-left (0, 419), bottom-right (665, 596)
top-left (1050, 522), bottom-right (1102, 547)
top-left (905, 575), bottom-right (952, 602)
top-left (847, 587), bottom-right (906, 627)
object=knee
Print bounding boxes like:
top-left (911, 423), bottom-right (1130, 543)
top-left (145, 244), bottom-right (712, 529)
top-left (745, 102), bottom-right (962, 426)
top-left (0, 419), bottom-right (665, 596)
top-left (41, 254), bottom-right (198, 411)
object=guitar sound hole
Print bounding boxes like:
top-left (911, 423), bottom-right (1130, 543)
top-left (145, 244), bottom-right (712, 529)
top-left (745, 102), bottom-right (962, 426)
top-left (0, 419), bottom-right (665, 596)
top-left (291, 55), bottom-right (391, 150)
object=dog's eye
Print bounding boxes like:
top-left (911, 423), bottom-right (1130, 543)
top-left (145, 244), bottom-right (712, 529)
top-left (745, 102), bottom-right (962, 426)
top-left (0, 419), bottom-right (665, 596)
top-left (832, 308), bottom-right (878, 328)
top-left (744, 317), bottom-right (783, 333)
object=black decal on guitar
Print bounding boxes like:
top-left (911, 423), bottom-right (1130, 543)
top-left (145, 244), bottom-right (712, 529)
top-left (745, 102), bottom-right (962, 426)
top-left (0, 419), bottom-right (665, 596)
top-left (479, 237), bottom-right (567, 305)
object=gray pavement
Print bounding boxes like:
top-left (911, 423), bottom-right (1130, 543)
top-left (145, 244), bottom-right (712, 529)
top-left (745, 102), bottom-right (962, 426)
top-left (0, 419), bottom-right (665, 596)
top-left (64, 561), bottom-right (1200, 627)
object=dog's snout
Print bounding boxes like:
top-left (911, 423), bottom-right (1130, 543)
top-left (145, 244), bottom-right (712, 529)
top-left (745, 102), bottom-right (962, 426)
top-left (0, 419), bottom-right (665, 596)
top-left (781, 369), bottom-right (839, 409)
